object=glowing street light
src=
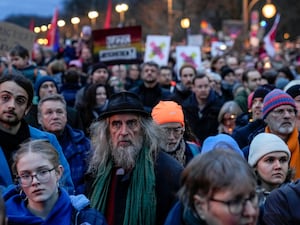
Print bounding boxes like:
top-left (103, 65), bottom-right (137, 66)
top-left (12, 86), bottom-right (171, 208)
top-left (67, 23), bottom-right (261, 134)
top-left (180, 17), bottom-right (190, 43)
top-left (115, 3), bottom-right (129, 26)
top-left (262, 3), bottom-right (276, 18)
top-left (180, 17), bottom-right (190, 29)
top-left (88, 10), bottom-right (99, 26)
top-left (71, 17), bottom-right (80, 34)
top-left (71, 17), bottom-right (80, 25)
top-left (57, 19), bottom-right (66, 28)
top-left (34, 27), bottom-right (41, 33)
top-left (243, 0), bottom-right (276, 30)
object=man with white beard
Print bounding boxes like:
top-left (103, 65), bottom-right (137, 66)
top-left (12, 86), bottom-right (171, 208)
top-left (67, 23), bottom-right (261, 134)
top-left (151, 100), bottom-right (200, 166)
top-left (242, 89), bottom-right (300, 179)
top-left (86, 91), bottom-right (183, 225)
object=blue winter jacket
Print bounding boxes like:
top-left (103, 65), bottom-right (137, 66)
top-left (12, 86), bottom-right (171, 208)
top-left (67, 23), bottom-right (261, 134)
top-left (57, 124), bottom-right (91, 194)
top-left (0, 126), bottom-right (74, 194)
top-left (3, 186), bottom-right (107, 225)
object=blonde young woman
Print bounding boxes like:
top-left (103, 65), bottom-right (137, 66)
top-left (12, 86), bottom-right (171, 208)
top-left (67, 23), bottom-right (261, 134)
top-left (3, 140), bottom-right (107, 225)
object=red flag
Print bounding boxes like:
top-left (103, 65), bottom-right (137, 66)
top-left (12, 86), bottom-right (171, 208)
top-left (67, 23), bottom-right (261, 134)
top-left (29, 19), bottom-right (35, 32)
top-left (104, 0), bottom-right (112, 29)
top-left (263, 14), bottom-right (280, 58)
top-left (46, 8), bottom-right (60, 52)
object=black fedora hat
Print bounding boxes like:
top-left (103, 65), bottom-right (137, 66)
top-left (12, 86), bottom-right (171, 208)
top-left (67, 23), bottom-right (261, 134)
top-left (98, 91), bottom-right (150, 120)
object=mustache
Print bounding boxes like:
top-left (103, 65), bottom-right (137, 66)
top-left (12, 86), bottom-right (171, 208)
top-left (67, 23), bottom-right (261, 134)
top-left (4, 110), bottom-right (16, 116)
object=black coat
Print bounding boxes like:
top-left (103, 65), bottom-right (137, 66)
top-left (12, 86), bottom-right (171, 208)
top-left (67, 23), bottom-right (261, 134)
top-left (182, 90), bottom-right (224, 144)
top-left (85, 150), bottom-right (183, 225)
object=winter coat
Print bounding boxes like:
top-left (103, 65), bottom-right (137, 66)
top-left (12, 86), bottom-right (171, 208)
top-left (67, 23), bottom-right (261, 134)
top-left (57, 124), bottom-right (91, 194)
top-left (3, 186), bottom-right (107, 225)
top-left (0, 126), bottom-right (74, 194)
top-left (182, 90), bottom-right (224, 144)
top-left (263, 179), bottom-right (300, 224)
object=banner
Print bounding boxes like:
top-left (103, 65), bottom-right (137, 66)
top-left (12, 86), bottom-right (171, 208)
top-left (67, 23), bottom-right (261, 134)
top-left (144, 35), bottom-right (171, 66)
top-left (0, 22), bottom-right (36, 56)
top-left (93, 26), bottom-right (142, 65)
top-left (176, 46), bottom-right (201, 74)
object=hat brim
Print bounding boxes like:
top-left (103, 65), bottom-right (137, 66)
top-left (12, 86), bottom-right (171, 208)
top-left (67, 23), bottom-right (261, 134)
top-left (98, 109), bottom-right (150, 120)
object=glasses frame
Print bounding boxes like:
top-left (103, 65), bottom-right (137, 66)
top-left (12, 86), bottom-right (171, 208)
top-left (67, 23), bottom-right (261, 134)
top-left (161, 126), bottom-right (184, 136)
top-left (17, 167), bottom-right (56, 187)
top-left (209, 191), bottom-right (259, 215)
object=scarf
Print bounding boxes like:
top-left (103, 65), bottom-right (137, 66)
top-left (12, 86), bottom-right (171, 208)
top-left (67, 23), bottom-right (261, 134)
top-left (265, 126), bottom-right (300, 179)
top-left (6, 188), bottom-right (72, 225)
top-left (89, 146), bottom-right (156, 225)
top-left (0, 119), bottom-right (30, 167)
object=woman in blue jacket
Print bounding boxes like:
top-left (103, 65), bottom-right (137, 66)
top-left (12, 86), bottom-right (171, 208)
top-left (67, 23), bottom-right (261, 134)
top-left (3, 140), bottom-right (107, 225)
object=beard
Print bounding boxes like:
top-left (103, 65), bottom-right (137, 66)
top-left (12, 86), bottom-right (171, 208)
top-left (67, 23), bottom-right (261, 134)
top-left (0, 114), bottom-right (21, 126)
top-left (162, 138), bottom-right (182, 153)
top-left (110, 136), bottom-right (143, 170)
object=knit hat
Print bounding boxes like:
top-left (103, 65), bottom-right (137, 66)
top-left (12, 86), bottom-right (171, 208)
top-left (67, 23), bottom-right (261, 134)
top-left (248, 133), bottom-right (291, 166)
top-left (284, 80), bottom-right (300, 98)
top-left (91, 62), bottom-right (108, 75)
top-left (34, 76), bottom-right (58, 99)
top-left (253, 85), bottom-right (274, 100)
top-left (201, 134), bottom-right (244, 157)
top-left (249, 84), bottom-right (274, 108)
top-left (220, 65), bottom-right (234, 79)
top-left (151, 101), bottom-right (184, 126)
top-left (262, 89), bottom-right (296, 119)
top-left (98, 91), bottom-right (149, 120)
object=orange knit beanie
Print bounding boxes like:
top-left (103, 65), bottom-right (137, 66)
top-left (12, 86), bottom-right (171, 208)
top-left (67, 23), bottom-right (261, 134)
top-left (151, 101), bottom-right (184, 126)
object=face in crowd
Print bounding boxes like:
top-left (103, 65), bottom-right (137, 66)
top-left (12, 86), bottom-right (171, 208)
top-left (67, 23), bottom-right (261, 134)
top-left (108, 114), bottom-right (143, 170)
top-left (0, 81), bottom-right (30, 129)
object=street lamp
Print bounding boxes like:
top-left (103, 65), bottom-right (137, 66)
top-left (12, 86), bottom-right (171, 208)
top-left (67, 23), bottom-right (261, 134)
top-left (71, 17), bottom-right (80, 34)
top-left (115, 3), bottom-right (129, 26)
top-left (180, 17), bottom-right (190, 44)
top-left (243, 0), bottom-right (276, 31)
top-left (88, 10), bottom-right (99, 27)
top-left (262, 1), bottom-right (276, 18)
top-left (57, 20), bottom-right (66, 28)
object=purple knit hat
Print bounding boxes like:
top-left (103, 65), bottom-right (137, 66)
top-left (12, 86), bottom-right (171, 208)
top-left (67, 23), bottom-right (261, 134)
top-left (263, 89), bottom-right (296, 119)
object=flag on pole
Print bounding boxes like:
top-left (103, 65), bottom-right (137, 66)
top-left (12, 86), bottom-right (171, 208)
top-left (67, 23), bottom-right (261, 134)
top-left (263, 14), bottom-right (280, 58)
top-left (46, 8), bottom-right (60, 52)
top-left (29, 19), bottom-right (35, 32)
top-left (104, 0), bottom-right (112, 29)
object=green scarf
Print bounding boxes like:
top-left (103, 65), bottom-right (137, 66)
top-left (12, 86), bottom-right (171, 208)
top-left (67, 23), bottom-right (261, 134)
top-left (89, 146), bottom-right (156, 225)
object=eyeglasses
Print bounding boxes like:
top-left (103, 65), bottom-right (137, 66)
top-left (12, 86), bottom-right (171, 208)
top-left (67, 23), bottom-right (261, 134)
top-left (209, 191), bottom-right (259, 215)
top-left (162, 127), bottom-right (184, 136)
top-left (271, 108), bottom-right (296, 117)
top-left (17, 168), bottom-right (56, 187)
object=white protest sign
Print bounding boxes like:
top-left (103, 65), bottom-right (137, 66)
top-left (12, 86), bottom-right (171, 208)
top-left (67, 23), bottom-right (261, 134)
top-left (144, 35), bottom-right (171, 66)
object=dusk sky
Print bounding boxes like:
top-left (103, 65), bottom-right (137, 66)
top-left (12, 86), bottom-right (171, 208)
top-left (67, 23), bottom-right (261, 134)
top-left (0, 0), bottom-right (64, 20)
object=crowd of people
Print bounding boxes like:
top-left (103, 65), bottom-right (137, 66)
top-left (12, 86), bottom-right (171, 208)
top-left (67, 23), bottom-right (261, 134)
top-left (1, 26), bottom-right (300, 225)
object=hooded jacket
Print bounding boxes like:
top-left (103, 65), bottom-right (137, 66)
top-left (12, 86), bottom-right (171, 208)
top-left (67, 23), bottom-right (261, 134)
top-left (3, 186), bottom-right (107, 225)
